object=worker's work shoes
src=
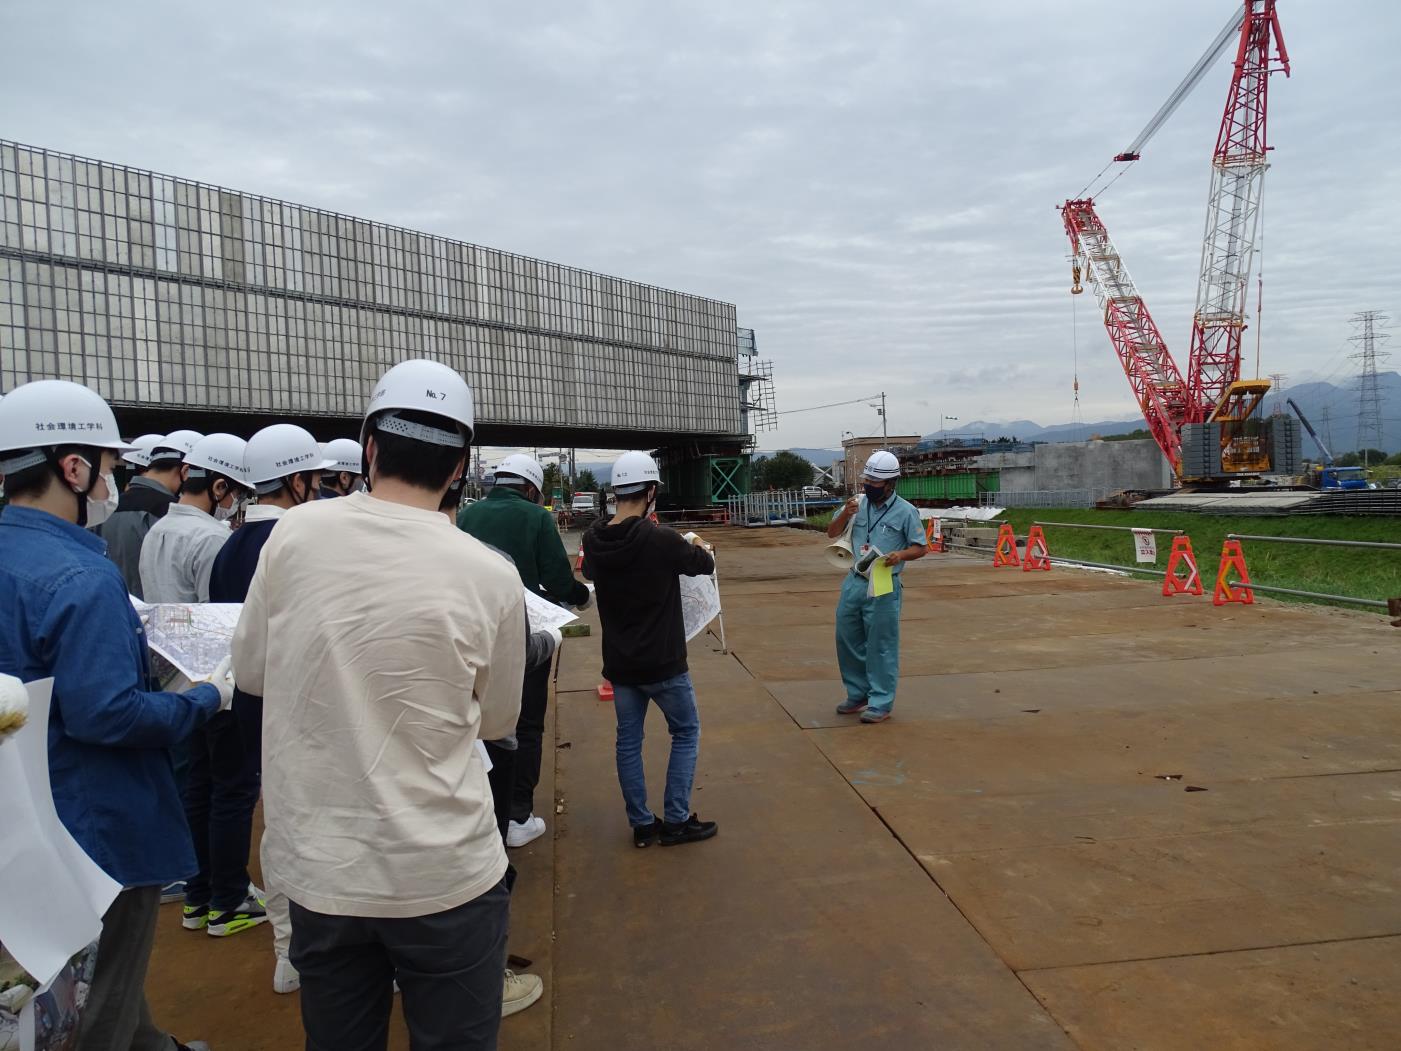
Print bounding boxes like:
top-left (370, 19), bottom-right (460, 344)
top-left (660, 814), bottom-right (718, 846)
top-left (860, 708), bottom-right (892, 724)
top-left (835, 699), bottom-right (868, 715)
top-left (632, 815), bottom-right (662, 848)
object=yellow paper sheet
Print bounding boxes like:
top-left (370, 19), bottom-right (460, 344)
top-left (870, 559), bottom-right (894, 597)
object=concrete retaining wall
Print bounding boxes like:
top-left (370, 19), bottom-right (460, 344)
top-left (975, 439), bottom-right (1171, 495)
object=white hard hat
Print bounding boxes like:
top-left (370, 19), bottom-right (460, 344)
top-left (245, 424), bottom-right (336, 493)
top-left (323, 437), bottom-right (364, 475)
top-left (495, 453), bottom-right (545, 491)
top-left (123, 433), bottom-right (166, 468)
top-left (863, 450), bottom-right (901, 480)
top-left (361, 359), bottom-right (474, 449)
top-left (0, 379), bottom-right (137, 474)
top-left (184, 433), bottom-right (251, 489)
top-left (611, 451), bottom-right (661, 494)
top-left (150, 429), bottom-right (204, 462)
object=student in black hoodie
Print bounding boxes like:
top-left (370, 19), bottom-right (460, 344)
top-left (582, 451), bottom-right (718, 848)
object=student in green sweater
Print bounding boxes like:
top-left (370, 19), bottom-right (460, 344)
top-left (458, 454), bottom-right (590, 847)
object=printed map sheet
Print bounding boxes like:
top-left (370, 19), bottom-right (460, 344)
top-left (680, 574), bottom-right (722, 642)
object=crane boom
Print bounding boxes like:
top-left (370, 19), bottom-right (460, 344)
top-left (1286, 397), bottom-right (1333, 465)
top-left (1061, 199), bottom-right (1189, 473)
top-left (1186, 0), bottom-right (1290, 416)
top-left (1115, 6), bottom-right (1246, 162)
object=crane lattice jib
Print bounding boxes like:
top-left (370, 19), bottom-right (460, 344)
top-left (1186, 0), bottom-right (1290, 419)
top-left (1061, 199), bottom-right (1188, 473)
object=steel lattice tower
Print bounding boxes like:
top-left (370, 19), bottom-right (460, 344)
top-left (1350, 310), bottom-right (1391, 462)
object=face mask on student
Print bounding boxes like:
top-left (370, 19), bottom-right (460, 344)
top-left (84, 472), bottom-right (119, 527)
top-left (73, 458), bottom-right (117, 528)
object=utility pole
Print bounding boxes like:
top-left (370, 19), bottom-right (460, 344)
top-left (1350, 310), bottom-right (1391, 466)
top-left (880, 392), bottom-right (887, 443)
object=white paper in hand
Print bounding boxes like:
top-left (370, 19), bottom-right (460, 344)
top-left (523, 589), bottom-right (577, 635)
top-left (680, 574), bottom-right (722, 642)
top-left (129, 598), bottom-right (242, 682)
top-left (0, 679), bottom-right (120, 988)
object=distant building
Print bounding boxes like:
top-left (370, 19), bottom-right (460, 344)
top-left (841, 434), bottom-right (921, 494)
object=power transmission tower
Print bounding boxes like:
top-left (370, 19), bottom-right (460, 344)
top-left (1350, 310), bottom-right (1391, 465)
top-left (1268, 372), bottom-right (1287, 415)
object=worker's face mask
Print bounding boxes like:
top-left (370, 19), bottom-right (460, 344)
top-left (213, 483), bottom-right (244, 523)
top-left (863, 481), bottom-right (891, 505)
top-left (73, 456), bottom-right (117, 528)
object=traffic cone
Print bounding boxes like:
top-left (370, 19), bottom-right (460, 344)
top-left (1213, 539), bottom-right (1254, 606)
top-left (993, 523), bottom-right (1020, 567)
top-left (597, 680), bottom-right (614, 701)
top-left (1161, 536), bottom-right (1203, 597)
top-left (924, 518), bottom-right (946, 553)
top-left (1022, 525), bottom-right (1051, 571)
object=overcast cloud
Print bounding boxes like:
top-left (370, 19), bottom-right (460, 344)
top-left (3, 0), bottom-right (1398, 453)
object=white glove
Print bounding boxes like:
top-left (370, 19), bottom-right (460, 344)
top-left (545, 625), bottom-right (563, 652)
top-left (0, 673), bottom-right (29, 744)
top-left (207, 655), bottom-right (236, 712)
top-left (684, 531), bottom-right (714, 553)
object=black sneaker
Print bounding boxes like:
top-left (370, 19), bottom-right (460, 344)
top-left (632, 815), bottom-right (662, 848)
top-left (660, 814), bottom-right (718, 847)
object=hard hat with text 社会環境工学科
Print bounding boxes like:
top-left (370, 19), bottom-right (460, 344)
top-left (323, 437), bottom-right (364, 475)
top-left (494, 453), bottom-right (545, 491)
top-left (122, 433), bottom-right (165, 468)
top-left (610, 451), bottom-right (661, 495)
top-left (245, 424), bottom-right (338, 494)
top-left (0, 379), bottom-right (138, 475)
top-left (183, 433), bottom-right (253, 491)
top-left (148, 429), bottom-right (204, 463)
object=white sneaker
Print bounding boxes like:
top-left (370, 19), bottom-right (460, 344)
top-left (506, 815), bottom-right (546, 848)
top-left (502, 970), bottom-right (543, 1017)
top-left (273, 954), bottom-right (300, 995)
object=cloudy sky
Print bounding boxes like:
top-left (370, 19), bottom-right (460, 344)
top-left (4, 0), bottom-right (1398, 453)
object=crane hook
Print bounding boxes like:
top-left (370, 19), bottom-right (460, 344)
top-left (1070, 262), bottom-right (1084, 295)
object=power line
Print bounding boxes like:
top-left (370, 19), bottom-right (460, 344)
top-left (777, 393), bottom-right (884, 416)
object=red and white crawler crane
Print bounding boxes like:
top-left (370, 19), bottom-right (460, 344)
top-left (1061, 0), bottom-right (1290, 481)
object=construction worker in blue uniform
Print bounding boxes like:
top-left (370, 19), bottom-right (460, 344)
top-left (827, 451), bottom-right (928, 723)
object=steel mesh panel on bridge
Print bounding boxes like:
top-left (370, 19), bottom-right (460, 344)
top-left (0, 141), bottom-right (743, 437)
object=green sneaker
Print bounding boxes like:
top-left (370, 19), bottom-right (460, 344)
top-left (181, 902), bottom-right (210, 930)
top-left (206, 894), bottom-right (269, 937)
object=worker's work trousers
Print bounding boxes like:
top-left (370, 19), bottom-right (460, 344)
top-left (290, 881), bottom-right (510, 1051)
top-left (75, 886), bottom-right (173, 1051)
top-left (835, 571), bottom-right (904, 714)
top-left (510, 662), bottom-right (552, 823)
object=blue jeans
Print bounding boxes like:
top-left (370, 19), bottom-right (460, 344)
top-left (613, 672), bottom-right (701, 827)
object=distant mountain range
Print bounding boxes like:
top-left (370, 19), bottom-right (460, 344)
top-left (763, 373), bottom-right (1401, 465)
